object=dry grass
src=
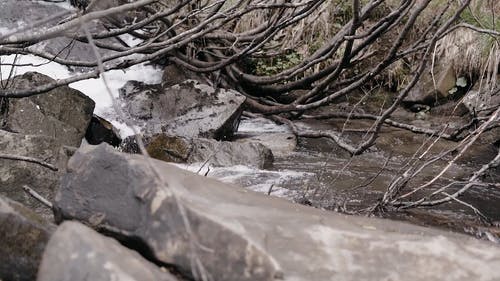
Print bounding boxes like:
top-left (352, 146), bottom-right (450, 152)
top-left (435, 0), bottom-right (499, 87)
top-left (436, 28), bottom-right (499, 78)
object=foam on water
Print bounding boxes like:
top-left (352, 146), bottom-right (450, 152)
top-left (238, 117), bottom-right (290, 134)
top-left (173, 163), bottom-right (313, 198)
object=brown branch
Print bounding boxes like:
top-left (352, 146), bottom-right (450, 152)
top-left (0, 153), bottom-right (58, 171)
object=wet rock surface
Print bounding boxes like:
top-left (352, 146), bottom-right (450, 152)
top-left (0, 130), bottom-right (64, 220)
top-left (121, 133), bottom-right (274, 169)
top-left (54, 144), bottom-right (500, 281)
top-left (55, 144), bottom-right (280, 281)
top-left (2, 72), bottom-right (95, 147)
top-left (37, 221), bottom-right (178, 281)
top-left (119, 80), bottom-right (246, 139)
top-left (0, 196), bottom-right (55, 281)
top-left (0, 0), bottom-right (119, 71)
top-left (85, 114), bottom-right (122, 147)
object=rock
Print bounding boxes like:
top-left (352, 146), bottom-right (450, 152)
top-left (55, 144), bottom-right (500, 281)
top-left (0, 196), bottom-right (55, 281)
top-left (233, 117), bottom-right (297, 158)
top-left (121, 134), bottom-right (273, 169)
top-left (118, 81), bottom-right (161, 120)
top-left (189, 138), bottom-right (273, 169)
top-left (85, 115), bottom-right (121, 147)
top-left (2, 72), bottom-right (95, 147)
top-left (37, 221), bottom-right (178, 281)
top-left (236, 133), bottom-right (297, 158)
top-left (462, 83), bottom-right (500, 117)
top-left (134, 134), bottom-right (192, 162)
top-left (161, 64), bottom-right (205, 88)
top-left (119, 80), bottom-right (246, 140)
top-left (403, 64), bottom-right (457, 106)
top-left (55, 144), bottom-right (281, 281)
top-left (0, 1), bottom-right (118, 72)
top-left (0, 130), bottom-right (66, 220)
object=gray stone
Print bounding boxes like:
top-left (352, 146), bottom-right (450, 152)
top-left (189, 138), bottom-right (273, 169)
top-left (55, 144), bottom-right (500, 281)
top-left (0, 196), bottom-right (55, 281)
top-left (119, 80), bottom-right (246, 140)
top-left (122, 134), bottom-right (273, 168)
top-left (0, 130), bottom-right (66, 220)
top-left (235, 133), bottom-right (297, 158)
top-left (2, 72), bottom-right (95, 147)
top-left (404, 64), bottom-right (457, 105)
top-left (0, 1), bottom-right (119, 71)
top-left (37, 221), bottom-right (178, 281)
top-left (462, 83), bottom-right (500, 117)
top-left (119, 81), bottom-right (161, 120)
top-left (55, 144), bottom-right (281, 281)
top-left (161, 64), bottom-right (205, 88)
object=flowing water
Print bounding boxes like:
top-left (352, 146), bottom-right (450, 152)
top-left (199, 117), bottom-right (500, 242)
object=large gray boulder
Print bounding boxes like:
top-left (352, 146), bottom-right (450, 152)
top-left (37, 221), bottom-right (178, 281)
top-left (0, 196), bottom-right (55, 281)
top-left (0, 130), bottom-right (67, 220)
top-left (121, 134), bottom-right (273, 168)
top-left (0, 0), bottom-right (119, 71)
top-left (54, 144), bottom-right (500, 281)
top-left (2, 72), bottom-right (95, 147)
top-left (119, 80), bottom-right (246, 140)
top-left (403, 64), bottom-right (459, 105)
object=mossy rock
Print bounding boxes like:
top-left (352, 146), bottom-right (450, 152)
top-left (146, 134), bottom-right (192, 163)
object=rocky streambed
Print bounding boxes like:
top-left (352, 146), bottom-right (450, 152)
top-left (1, 68), bottom-right (499, 281)
top-left (1, 1), bottom-right (500, 280)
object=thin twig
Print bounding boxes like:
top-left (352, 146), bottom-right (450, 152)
top-left (22, 185), bottom-right (53, 208)
top-left (0, 153), bottom-right (58, 171)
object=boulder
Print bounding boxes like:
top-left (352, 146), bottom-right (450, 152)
top-left (0, 130), bottom-right (66, 220)
top-left (0, 1), bottom-right (118, 72)
top-left (85, 115), bottom-right (121, 147)
top-left (403, 64), bottom-right (457, 106)
top-left (234, 117), bottom-right (297, 158)
top-left (55, 144), bottom-right (500, 281)
top-left (37, 221), bottom-right (178, 281)
top-left (118, 81), bottom-right (162, 120)
top-left (235, 133), bottom-right (297, 158)
top-left (119, 80), bottom-right (246, 140)
top-left (188, 138), bottom-right (273, 168)
top-left (122, 134), bottom-right (273, 168)
top-left (55, 144), bottom-right (281, 281)
top-left (161, 64), bottom-right (205, 88)
top-left (0, 196), bottom-right (55, 281)
top-left (2, 72), bottom-right (95, 147)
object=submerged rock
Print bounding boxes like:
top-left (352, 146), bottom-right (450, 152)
top-left (121, 134), bottom-right (273, 169)
top-left (119, 80), bottom-right (245, 140)
top-left (0, 196), bottom-right (55, 281)
top-left (55, 144), bottom-right (500, 281)
top-left (37, 221), bottom-right (178, 281)
top-left (2, 72), bottom-right (95, 147)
